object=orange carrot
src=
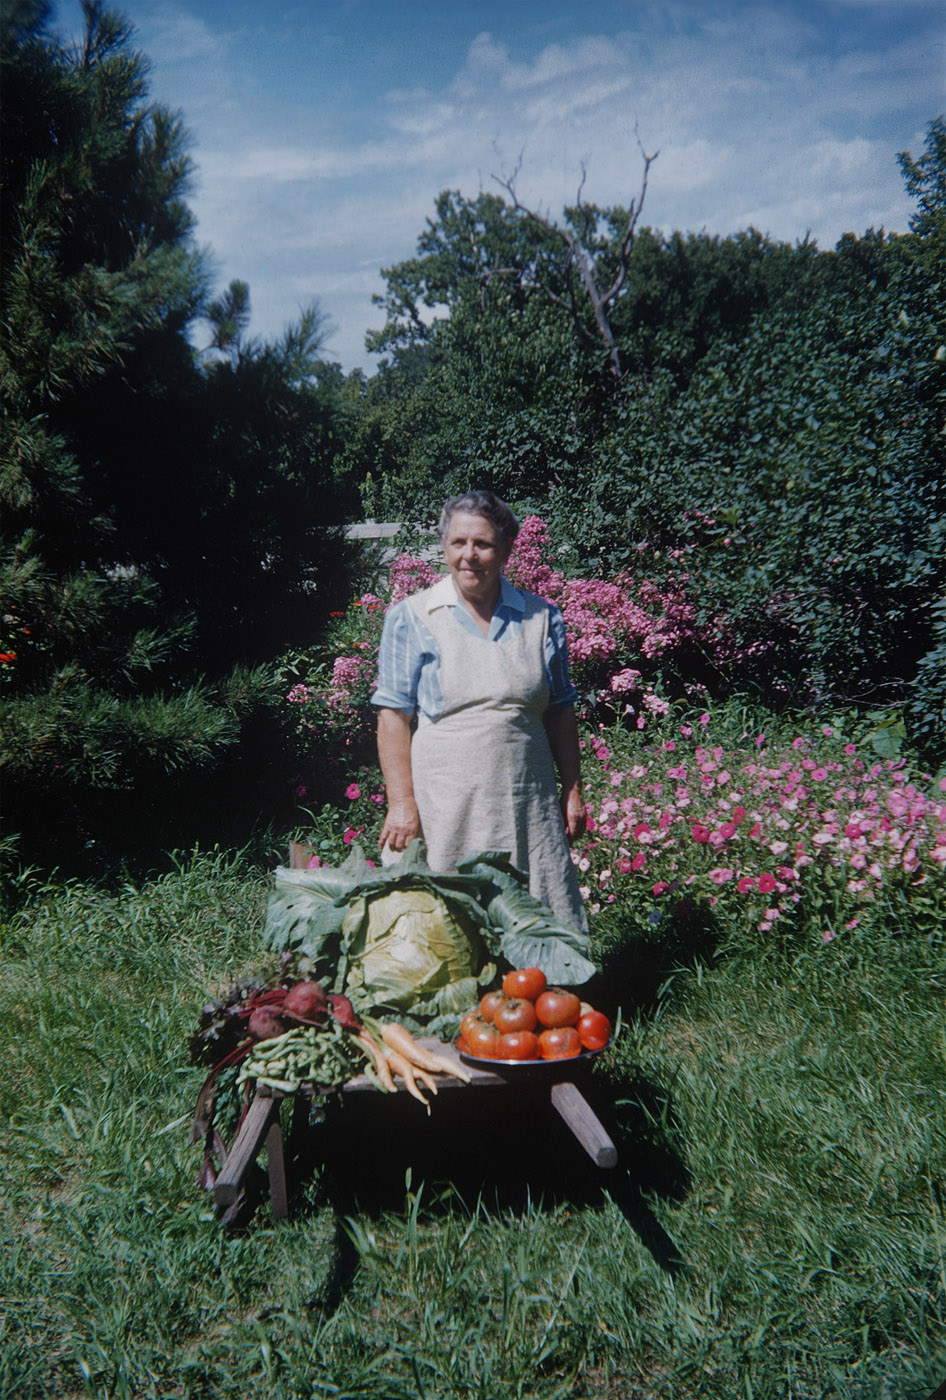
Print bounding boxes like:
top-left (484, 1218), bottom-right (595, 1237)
top-left (358, 1031), bottom-right (396, 1092)
top-left (383, 1049), bottom-right (432, 1113)
top-left (380, 1023), bottom-right (472, 1083)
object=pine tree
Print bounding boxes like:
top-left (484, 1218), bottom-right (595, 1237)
top-left (0, 2), bottom-right (358, 871)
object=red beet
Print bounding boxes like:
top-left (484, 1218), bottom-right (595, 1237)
top-left (326, 992), bottom-right (361, 1032)
top-left (247, 1007), bottom-right (287, 1041)
top-left (283, 979), bottom-right (327, 1020)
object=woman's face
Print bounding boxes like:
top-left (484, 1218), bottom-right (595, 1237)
top-left (442, 511), bottom-right (511, 607)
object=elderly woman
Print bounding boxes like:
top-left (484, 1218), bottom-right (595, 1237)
top-left (370, 490), bottom-right (588, 932)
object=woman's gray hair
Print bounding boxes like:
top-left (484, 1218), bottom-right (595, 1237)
top-left (437, 491), bottom-right (520, 546)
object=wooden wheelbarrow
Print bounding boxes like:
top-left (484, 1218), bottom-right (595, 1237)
top-left (213, 1035), bottom-right (618, 1222)
top-left (212, 842), bottom-right (618, 1223)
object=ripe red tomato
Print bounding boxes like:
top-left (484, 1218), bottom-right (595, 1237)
top-left (479, 989), bottom-right (509, 1023)
top-left (535, 987), bottom-right (581, 1028)
top-left (502, 966), bottom-right (547, 1001)
top-left (492, 997), bottom-right (538, 1035)
top-left (464, 1019), bottom-right (501, 1058)
top-left (460, 1009), bottom-right (487, 1044)
top-left (538, 1026), bottom-right (582, 1060)
top-left (497, 1029), bottom-right (540, 1060)
top-left (577, 1009), bottom-right (611, 1051)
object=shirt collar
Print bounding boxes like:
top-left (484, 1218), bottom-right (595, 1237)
top-left (424, 574), bottom-right (524, 614)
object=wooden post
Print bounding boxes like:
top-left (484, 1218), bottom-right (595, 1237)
top-left (214, 1093), bottom-right (279, 1209)
top-left (549, 1081), bottom-right (618, 1168)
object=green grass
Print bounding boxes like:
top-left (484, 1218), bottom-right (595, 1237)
top-left (1, 847), bottom-right (944, 1399)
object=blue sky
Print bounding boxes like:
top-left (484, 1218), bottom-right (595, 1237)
top-left (56, 0), bottom-right (944, 372)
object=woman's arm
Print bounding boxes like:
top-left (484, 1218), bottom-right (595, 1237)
top-left (542, 704), bottom-right (587, 842)
top-left (377, 707), bottom-right (421, 852)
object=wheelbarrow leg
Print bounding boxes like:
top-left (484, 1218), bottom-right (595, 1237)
top-left (549, 1081), bottom-right (618, 1168)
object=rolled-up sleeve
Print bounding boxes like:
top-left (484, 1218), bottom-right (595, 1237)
top-left (370, 602), bottom-right (422, 713)
top-left (545, 605), bottom-right (578, 712)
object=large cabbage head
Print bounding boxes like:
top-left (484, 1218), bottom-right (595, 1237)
top-left (343, 888), bottom-right (486, 1011)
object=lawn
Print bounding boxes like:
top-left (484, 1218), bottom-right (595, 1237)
top-left (2, 714), bottom-right (945, 1399)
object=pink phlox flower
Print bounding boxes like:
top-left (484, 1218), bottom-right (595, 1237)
top-left (388, 552), bottom-right (441, 603)
top-left (643, 691), bottom-right (670, 716)
top-left (610, 668), bottom-right (642, 694)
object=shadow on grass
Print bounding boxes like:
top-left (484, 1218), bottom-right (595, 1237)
top-left (269, 1053), bottom-right (691, 1303)
top-left (588, 901), bottom-right (724, 1025)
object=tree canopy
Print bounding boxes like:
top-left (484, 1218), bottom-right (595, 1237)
top-left (0, 0), bottom-right (360, 869)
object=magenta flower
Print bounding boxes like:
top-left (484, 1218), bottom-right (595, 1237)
top-left (757, 872), bottom-right (778, 894)
top-left (653, 881), bottom-right (670, 895)
top-left (342, 827), bottom-right (361, 845)
top-left (632, 852), bottom-right (647, 871)
top-left (737, 876), bottom-right (755, 893)
top-left (692, 823), bottom-right (710, 843)
top-left (345, 783), bottom-right (361, 800)
top-left (306, 854), bottom-right (321, 868)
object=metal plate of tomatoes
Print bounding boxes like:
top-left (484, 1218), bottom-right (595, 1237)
top-left (457, 1040), bottom-right (611, 1072)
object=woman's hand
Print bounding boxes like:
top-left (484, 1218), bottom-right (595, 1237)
top-left (543, 705), bottom-right (586, 843)
top-left (376, 707), bottom-right (420, 853)
top-left (561, 785), bottom-right (587, 843)
top-left (380, 798), bottom-right (421, 852)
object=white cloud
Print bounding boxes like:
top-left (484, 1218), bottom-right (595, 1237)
top-left (78, 0), bottom-right (941, 370)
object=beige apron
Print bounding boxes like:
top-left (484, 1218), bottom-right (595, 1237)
top-left (408, 588), bottom-right (588, 932)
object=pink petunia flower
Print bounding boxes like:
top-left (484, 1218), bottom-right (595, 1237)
top-left (757, 872), bottom-right (778, 894)
top-left (737, 876), bottom-right (755, 893)
top-left (345, 783), bottom-right (362, 800)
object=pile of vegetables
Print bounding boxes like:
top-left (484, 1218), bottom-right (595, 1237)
top-left (187, 842), bottom-right (600, 1192)
top-left (457, 966), bottom-right (612, 1063)
top-left (264, 839), bottom-right (596, 1033)
top-left (188, 962), bottom-right (476, 1188)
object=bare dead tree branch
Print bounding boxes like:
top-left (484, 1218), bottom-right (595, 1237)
top-left (491, 132), bottom-right (658, 378)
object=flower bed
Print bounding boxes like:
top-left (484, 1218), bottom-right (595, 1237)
top-left (575, 713), bottom-right (946, 947)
